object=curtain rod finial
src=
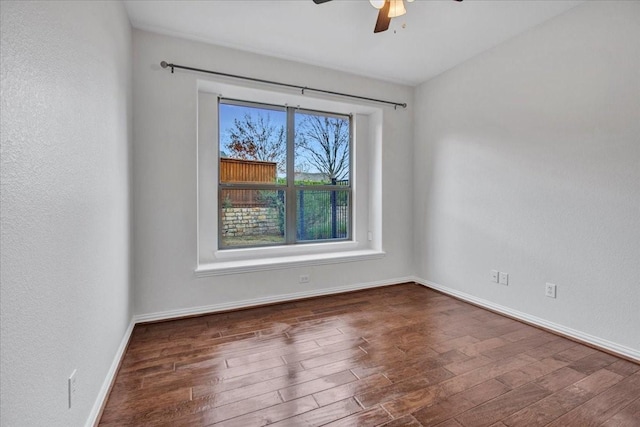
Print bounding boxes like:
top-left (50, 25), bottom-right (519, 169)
top-left (160, 61), bottom-right (168, 69)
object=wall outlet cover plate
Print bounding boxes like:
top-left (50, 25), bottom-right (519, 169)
top-left (499, 272), bottom-right (509, 286)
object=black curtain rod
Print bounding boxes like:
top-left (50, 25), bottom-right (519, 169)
top-left (160, 61), bottom-right (407, 109)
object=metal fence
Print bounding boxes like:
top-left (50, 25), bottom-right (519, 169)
top-left (220, 174), bottom-right (351, 242)
top-left (297, 187), bottom-right (349, 241)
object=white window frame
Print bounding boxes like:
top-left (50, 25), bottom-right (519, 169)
top-left (217, 99), bottom-right (353, 249)
top-left (196, 79), bottom-right (384, 276)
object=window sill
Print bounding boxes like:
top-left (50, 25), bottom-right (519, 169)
top-left (195, 249), bottom-right (386, 277)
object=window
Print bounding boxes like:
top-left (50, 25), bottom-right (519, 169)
top-left (218, 99), bottom-right (352, 249)
top-left (196, 82), bottom-right (384, 275)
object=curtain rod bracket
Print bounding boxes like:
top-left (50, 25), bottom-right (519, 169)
top-left (159, 60), bottom-right (407, 109)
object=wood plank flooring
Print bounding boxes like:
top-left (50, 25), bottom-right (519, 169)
top-left (99, 283), bottom-right (640, 426)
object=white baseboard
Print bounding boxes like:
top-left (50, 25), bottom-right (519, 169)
top-left (85, 320), bottom-right (135, 427)
top-left (412, 276), bottom-right (640, 362)
top-left (134, 276), bottom-right (414, 324)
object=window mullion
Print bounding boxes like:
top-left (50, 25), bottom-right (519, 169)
top-left (285, 107), bottom-right (296, 244)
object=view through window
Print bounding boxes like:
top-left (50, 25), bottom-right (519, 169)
top-left (218, 99), bottom-right (352, 249)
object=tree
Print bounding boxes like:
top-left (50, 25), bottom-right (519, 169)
top-left (296, 115), bottom-right (349, 182)
top-left (224, 112), bottom-right (286, 173)
top-left (223, 110), bottom-right (350, 182)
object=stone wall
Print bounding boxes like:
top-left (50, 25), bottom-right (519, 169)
top-left (222, 207), bottom-right (281, 237)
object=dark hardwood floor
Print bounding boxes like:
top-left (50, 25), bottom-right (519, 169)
top-left (99, 283), bottom-right (640, 426)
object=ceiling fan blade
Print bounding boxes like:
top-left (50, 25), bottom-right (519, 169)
top-left (312, 0), bottom-right (333, 4)
top-left (374, 0), bottom-right (391, 33)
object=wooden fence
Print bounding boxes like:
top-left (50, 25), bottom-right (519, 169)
top-left (220, 158), bottom-right (277, 206)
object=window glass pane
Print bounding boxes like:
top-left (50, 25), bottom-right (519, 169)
top-left (219, 102), bottom-right (287, 184)
top-left (218, 101), bottom-right (353, 250)
top-left (220, 189), bottom-right (285, 248)
top-left (297, 190), bottom-right (349, 241)
top-left (294, 111), bottom-right (350, 186)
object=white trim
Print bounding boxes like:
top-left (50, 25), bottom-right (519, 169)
top-left (84, 320), bottom-right (135, 427)
top-left (197, 83), bottom-right (384, 270)
top-left (195, 249), bottom-right (385, 277)
top-left (135, 276), bottom-right (410, 323)
top-left (412, 277), bottom-right (640, 362)
top-left (213, 241), bottom-right (360, 261)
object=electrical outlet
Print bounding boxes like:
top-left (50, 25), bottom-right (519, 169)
top-left (68, 369), bottom-right (77, 409)
top-left (299, 274), bottom-right (310, 284)
top-left (499, 272), bottom-right (509, 286)
top-left (490, 270), bottom-right (499, 283)
top-left (545, 283), bottom-right (557, 298)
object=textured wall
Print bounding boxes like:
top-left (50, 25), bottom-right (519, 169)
top-left (132, 30), bottom-right (414, 316)
top-left (0, 2), bottom-right (132, 426)
top-left (413, 1), bottom-right (640, 354)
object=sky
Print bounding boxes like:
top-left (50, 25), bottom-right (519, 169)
top-left (219, 103), bottom-right (286, 154)
top-left (219, 102), bottom-right (349, 179)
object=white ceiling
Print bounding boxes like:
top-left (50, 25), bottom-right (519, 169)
top-left (124, 0), bottom-right (583, 86)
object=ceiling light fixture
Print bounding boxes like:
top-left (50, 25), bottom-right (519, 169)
top-left (387, 0), bottom-right (406, 18)
top-left (315, 0), bottom-right (463, 34)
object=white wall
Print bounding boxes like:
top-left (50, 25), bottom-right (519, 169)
top-left (414, 1), bottom-right (640, 355)
top-left (1, 1), bottom-right (637, 425)
top-left (132, 30), bottom-right (414, 316)
top-left (0, 2), bottom-right (132, 426)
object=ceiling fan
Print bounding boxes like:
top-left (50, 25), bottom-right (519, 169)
top-left (313, 0), bottom-right (463, 34)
